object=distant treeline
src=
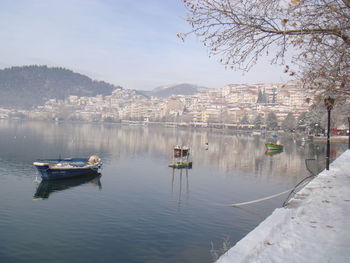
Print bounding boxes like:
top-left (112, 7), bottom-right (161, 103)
top-left (0, 65), bottom-right (120, 109)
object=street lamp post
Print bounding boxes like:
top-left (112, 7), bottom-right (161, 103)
top-left (324, 97), bottom-right (335, 170)
top-left (348, 116), bottom-right (350, 150)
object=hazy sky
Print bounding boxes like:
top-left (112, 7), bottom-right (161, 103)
top-left (0, 0), bottom-right (291, 90)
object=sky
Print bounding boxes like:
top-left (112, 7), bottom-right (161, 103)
top-left (0, 0), bottom-right (291, 90)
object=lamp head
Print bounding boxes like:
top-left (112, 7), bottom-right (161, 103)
top-left (324, 97), bottom-right (335, 111)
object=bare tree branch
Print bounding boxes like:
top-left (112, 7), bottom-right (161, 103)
top-left (342, 0), bottom-right (350, 9)
top-left (181, 0), bottom-right (350, 97)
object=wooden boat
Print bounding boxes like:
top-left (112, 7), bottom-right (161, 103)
top-left (33, 155), bottom-right (102, 180)
top-left (265, 143), bottom-right (283, 151)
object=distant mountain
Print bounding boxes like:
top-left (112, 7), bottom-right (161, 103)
top-left (0, 65), bottom-right (120, 109)
top-left (139, 83), bottom-right (207, 98)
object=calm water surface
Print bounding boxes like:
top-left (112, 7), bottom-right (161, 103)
top-left (0, 120), bottom-right (346, 263)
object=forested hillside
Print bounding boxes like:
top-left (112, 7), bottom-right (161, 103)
top-left (0, 65), bottom-right (119, 108)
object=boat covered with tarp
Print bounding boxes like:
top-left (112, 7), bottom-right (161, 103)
top-left (33, 155), bottom-right (102, 180)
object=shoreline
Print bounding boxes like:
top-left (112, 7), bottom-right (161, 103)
top-left (2, 118), bottom-right (349, 141)
top-left (215, 150), bottom-right (350, 263)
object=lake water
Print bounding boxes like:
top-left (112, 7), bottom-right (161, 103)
top-left (0, 120), bottom-right (347, 263)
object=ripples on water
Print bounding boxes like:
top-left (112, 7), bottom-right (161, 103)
top-left (0, 120), bottom-right (346, 263)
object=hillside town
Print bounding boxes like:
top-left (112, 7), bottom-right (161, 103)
top-left (0, 81), bottom-right (315, 129)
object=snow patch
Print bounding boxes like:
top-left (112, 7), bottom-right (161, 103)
top-left (216, 150), bottom-right (350, 263)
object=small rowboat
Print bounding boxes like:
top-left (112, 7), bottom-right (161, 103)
top-left (265, 143), bottom-right (283, 151)
top-left (33, 155), bottom-right (102, 180)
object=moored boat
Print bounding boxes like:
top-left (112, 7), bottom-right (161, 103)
top-left (33, 155), bottom-right (102, 180)
top-left (265, 143), bottom-right (283, 151)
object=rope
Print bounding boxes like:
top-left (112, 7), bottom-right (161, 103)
top-left (227, 159), bottom-right (319, 207)
top-left (282, 158), bottom-right (318, 206)
top-left (282, 175), bottom-right (315, 207)
top-left (227, 188), bottom-right (295, 207)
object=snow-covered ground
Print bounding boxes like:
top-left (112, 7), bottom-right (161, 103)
top-left (216, 150), bottom-right (350, 263)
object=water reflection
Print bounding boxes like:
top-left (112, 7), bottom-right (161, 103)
top-left (33, 173), bottom-right (102, 199)
top-left (1, 120), bottom-right (348, 263)
top-left (265, 149), bottom-right (283, 156)
top-left (0, 120), bottom-right (347, 180)
top-left (171, 168), bottom-right (190, 209)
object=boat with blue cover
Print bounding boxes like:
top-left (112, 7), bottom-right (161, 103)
top-left (33, 155), bottom-right (102, 180)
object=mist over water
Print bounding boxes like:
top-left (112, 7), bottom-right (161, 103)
top-left (0, 120), bottom-right (346, 263)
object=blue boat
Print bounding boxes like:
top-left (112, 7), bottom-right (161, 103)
top-left (33, 155), bottom-right (102, 180)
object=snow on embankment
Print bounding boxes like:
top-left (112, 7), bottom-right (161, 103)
top-left (216, 150), bottom-right (350, 263)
